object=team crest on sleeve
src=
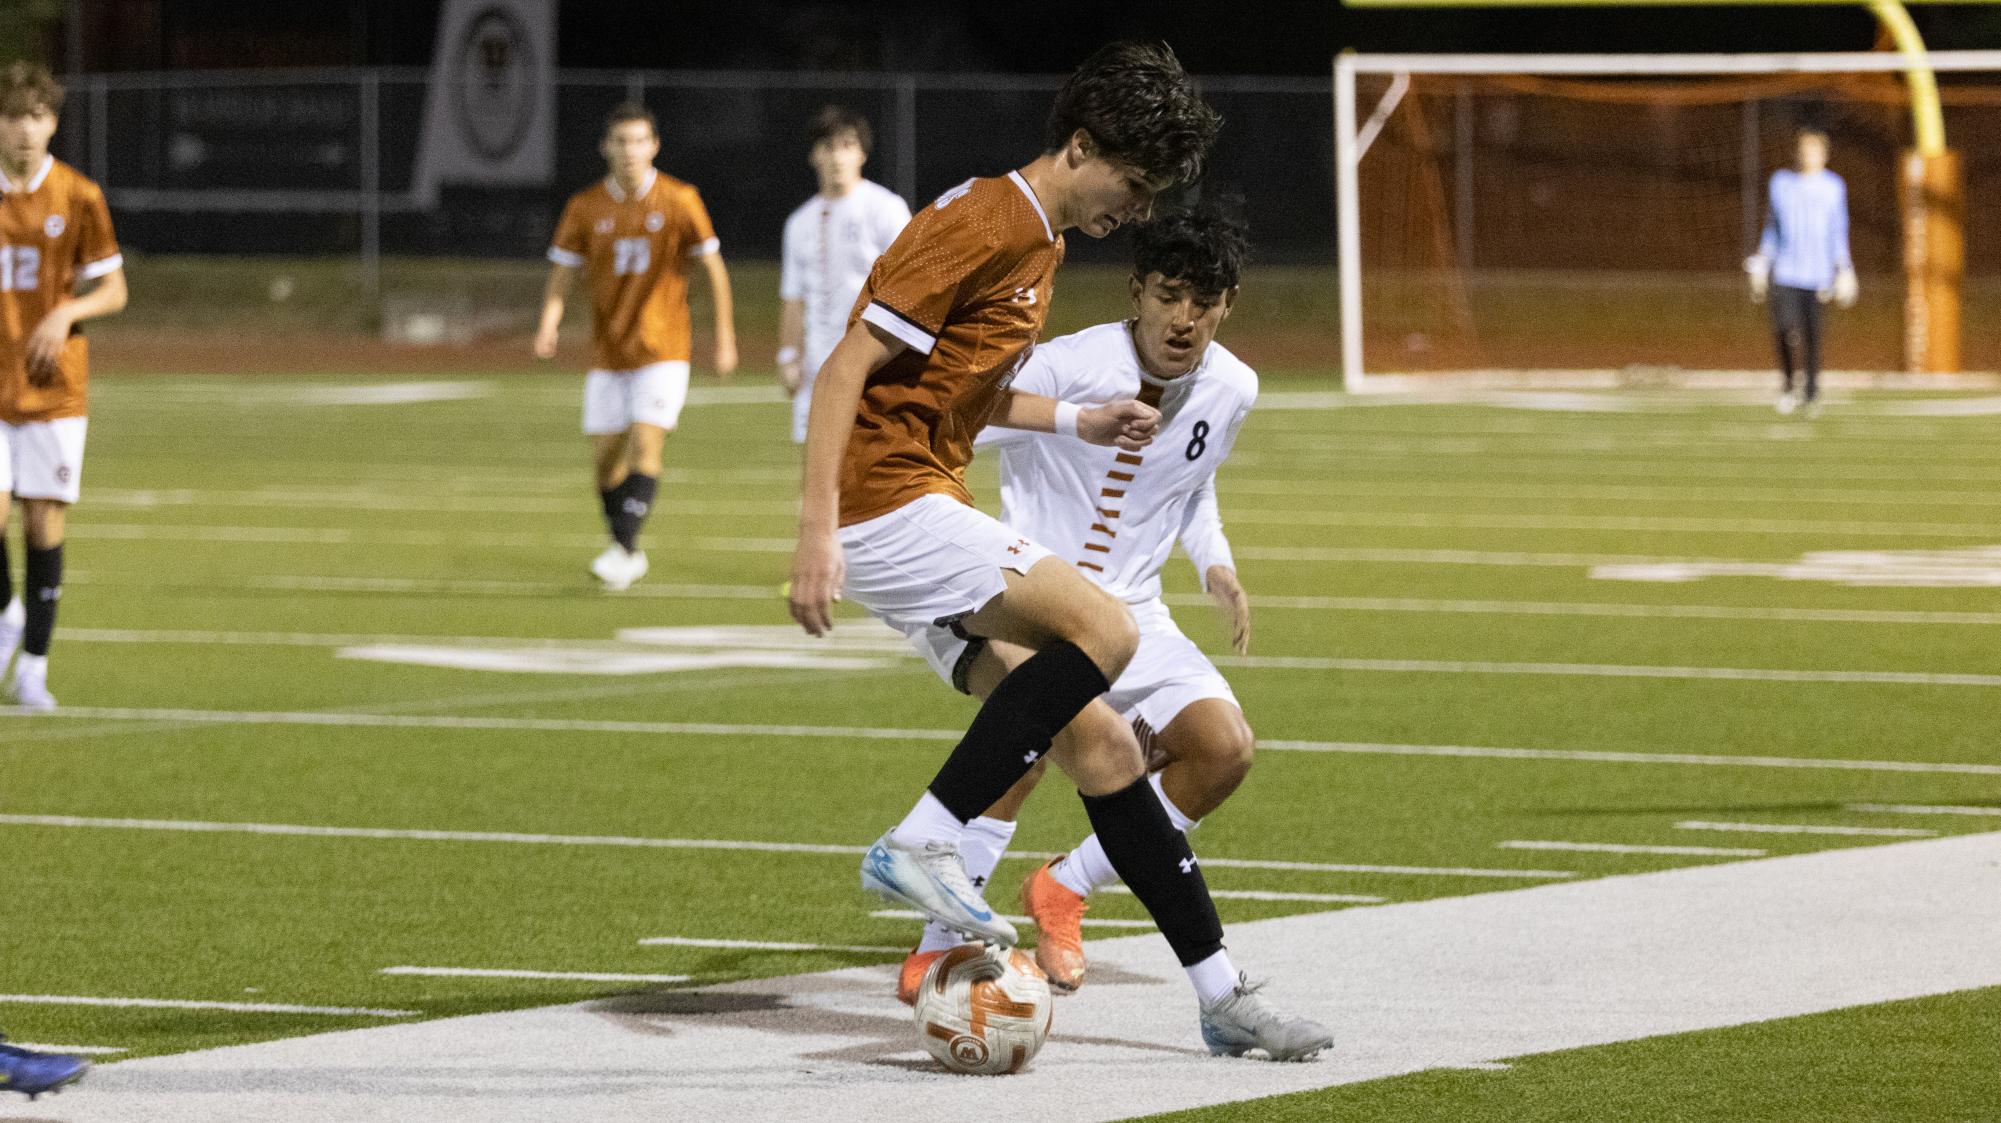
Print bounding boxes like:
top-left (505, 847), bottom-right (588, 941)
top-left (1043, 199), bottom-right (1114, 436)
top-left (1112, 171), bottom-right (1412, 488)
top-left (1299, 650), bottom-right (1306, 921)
top-left (43, 214), bottom-right (64, 237)
top-left (645, 211), bottom-right (665, 232)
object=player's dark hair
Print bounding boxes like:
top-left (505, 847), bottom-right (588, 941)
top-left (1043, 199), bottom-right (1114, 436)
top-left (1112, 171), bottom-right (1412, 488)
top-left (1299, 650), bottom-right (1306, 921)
top-left (604, 101), bottom-right (657, 137)
top-left (1131, 202), bottom-right (1250, 295)
top-left (808, 105), bottom-right (872, 155)
top-left (0, 61), bottom-right (63, 117)
top-left (1043, 41), bottom-right (1220, 187)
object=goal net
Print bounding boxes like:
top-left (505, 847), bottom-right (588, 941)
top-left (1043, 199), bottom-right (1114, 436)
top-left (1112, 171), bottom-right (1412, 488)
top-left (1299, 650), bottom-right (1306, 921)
top-left (1334, 52), bottom-right (2001, 388)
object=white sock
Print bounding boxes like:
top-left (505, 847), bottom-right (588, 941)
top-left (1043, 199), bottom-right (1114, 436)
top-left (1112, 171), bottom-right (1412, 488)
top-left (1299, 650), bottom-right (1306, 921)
top-left (1149, 771), bottom-right (1201, 833)
top-left (1187, 949), bottom-right (1241, 1007)
top-left (890, 791), bottom-right (964, 850)
top-left (1050, 833), bottom-right (1117, 898)
top-left (917, 816), bottom-right (1017, 953)
top-left (1, 598), bottom-right (21, 629)
top-left (15, 652), bottom-right (46, 679)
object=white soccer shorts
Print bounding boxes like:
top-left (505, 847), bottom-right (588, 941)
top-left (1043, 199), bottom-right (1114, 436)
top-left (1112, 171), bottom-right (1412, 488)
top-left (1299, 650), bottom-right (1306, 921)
top-left (916, 591), bottom-right (1238, 735)
top-left (839, 492), bottom-right (1056, 683)
top-left (0, 416), bottom-right (88, 504)
top-left (582, 361), bottom-right (691, 435)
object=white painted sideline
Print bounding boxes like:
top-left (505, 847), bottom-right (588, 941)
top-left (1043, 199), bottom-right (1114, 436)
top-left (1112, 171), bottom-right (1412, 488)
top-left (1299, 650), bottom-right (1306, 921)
top-left (0, 995), bottom-right (415, 1017)
top-left (0, 814), bottom-right (1570, 880)
top-left (1848, 802), bottom-right (2001, 817)
top-left (10, 1044), bottom-right (128, 1055)
top-left (1676, 821), bottom-right (1937, 838)
top-left (51, 833), bottom-right (2001, 1123)
top-left (1498, 840), bottom-right (1765, 858)
top-left (379, 968), bottom-right (691, 984)
top-left (7, 708), bottom-right (1998, 776)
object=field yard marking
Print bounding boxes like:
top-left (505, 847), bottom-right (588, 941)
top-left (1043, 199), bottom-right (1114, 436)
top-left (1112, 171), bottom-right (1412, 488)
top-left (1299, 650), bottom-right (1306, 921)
top-left (249, 576), bottom-right (779, 599)
top-left (1847, 802), bottom-right (2001, 817)
top-left (1217, 654), bottom-right (2001, 687)
top-left (1498, 840), bottom-right (1767, 857)
top-left (52, 833), bottom-right (2001, 1123)
top-left (379, 967), bottom-right (692, 984)
top-left (1222, 476), bottom-right (2001, 509)
top-left (10, 1043), bottom-right (128, 1055)
top-left (869, 909), bottom-right (1155, 930)
top-left (1162, 593), bottom-right (2001, 626)
top-left (1592, 545), bottom-right (2001, 588)
top-left (637, 937), bottom-right (908, 954)
top-left (7, 707), bottom-right (1997, 777)
top-left (0, 995), bottom-right (416, 1017)
top-left (1239, 545), bottom-right (1743, 567)
top-left (1226, 507), bottom-right (2001, 539)
top-left (92, 487), bottom-right (794, 516)
top-left (0, 815), bottom-right (1570, 880)
top-left (66, 523), bottom-right (797, 554)
top-left (1098, 886), bottom-right (1385, 904)
top-left (1675, 821), bottom-right (1939, 838)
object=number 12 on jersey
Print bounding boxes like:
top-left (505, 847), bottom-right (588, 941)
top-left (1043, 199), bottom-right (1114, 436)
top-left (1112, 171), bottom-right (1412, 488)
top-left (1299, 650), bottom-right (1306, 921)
top-left (0, 244), bottom-right (42, 291)
top-left (612, 237), bottom-right (651, 277)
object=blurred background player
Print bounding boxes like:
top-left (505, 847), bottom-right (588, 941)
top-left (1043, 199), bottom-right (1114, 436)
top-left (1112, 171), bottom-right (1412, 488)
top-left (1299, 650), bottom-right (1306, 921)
top-left (789, 41), bottom-right (1328, 1061)
top-left (778, 106), bottom-right (910, 443)
top-left (0, 62), bottom-right (128, 712)
top-left (1746, 125), bottom-right (1855, 418)
top-left (0, 1034), bottom-right (87, 1099)
top-left (897, 205), bottom-right (1265, 1010)
top-left (535, 102), bottom-right (738, 591)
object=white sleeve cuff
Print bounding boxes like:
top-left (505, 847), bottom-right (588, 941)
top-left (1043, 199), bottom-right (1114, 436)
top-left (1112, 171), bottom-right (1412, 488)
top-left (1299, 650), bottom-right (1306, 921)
top-left (686, 237), bottom-right (721, 258)
top-left (78, 253), bottom-right (124, 281)
top-left (860, 301), bottom-right (936, 355)
top-left (547, 246), bottom-right (585, 268)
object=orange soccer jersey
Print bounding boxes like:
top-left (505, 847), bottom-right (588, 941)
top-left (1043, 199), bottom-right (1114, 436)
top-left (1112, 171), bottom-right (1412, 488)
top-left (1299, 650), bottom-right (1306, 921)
top-left (548, 169), bottom-right (718, 372)
top-left (839, 172), bottom-right (1063, 526)
top-left (0, 157), bottom-right (121, 424)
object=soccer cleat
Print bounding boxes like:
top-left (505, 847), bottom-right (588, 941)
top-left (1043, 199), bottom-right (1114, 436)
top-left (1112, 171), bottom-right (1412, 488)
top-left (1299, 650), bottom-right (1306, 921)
top-left (1199, 974), bottom-right (1335, 1062)
top-left (1774, 390), bottom-right (1799, 416)
top-left (1019, 858), bottom-right (1089, 992)
top-left (860, 831), bottom-right (1017, 947)
top-left (0, 599), bottom-right (20, 673)
top-left (0, 1036), bottom-right (89, 1099)
top-left (589, 545), bottom-right (648, 591)
top-left (1802, 398), bottom-right (1823, 420)
top-left (7, 661), bottom-right (55, 713)
top-left (896, 947), bottom-right (946, 1006)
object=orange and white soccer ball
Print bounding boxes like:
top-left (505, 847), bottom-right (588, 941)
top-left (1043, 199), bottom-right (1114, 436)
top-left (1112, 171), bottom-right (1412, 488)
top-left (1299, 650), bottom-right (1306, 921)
top-left (911, 943), bottom-right (1053, 1075)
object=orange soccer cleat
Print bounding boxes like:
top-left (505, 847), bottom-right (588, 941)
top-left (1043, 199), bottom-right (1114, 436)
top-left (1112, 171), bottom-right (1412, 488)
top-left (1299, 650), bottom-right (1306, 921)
top-left (897, 948), bottom-right (946, 1007)
top-left (1019, 858), bottom-right (1089, 992)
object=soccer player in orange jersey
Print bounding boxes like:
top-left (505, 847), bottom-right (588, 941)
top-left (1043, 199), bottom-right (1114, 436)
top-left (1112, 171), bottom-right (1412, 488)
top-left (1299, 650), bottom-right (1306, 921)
top-left (788, 42), bottom-right (1330, 1060)
top-left (0, 63), bottom-right (128, 712)
top-left (535, 102), bottom-right (737, 591)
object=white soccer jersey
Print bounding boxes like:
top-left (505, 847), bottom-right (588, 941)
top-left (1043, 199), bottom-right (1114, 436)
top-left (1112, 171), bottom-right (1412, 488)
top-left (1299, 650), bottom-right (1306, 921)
top-left (979, 321), bottom-right (1255, 604)
top-left (778, 179), bottom-right (911, 369)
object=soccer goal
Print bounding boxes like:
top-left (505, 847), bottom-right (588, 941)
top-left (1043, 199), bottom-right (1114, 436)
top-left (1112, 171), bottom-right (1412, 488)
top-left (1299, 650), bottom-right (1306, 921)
top-left (1333, 50), bottom-right (2001, 390)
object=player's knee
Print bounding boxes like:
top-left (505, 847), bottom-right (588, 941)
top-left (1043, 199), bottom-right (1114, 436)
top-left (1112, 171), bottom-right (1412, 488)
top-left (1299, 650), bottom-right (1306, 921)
top-left (1069, 705), bottom-right (1144, 792)
top-left (1078, 597), bottom-right (1139, 681)
top-left (1213, 718), bottom-right (1255, 783)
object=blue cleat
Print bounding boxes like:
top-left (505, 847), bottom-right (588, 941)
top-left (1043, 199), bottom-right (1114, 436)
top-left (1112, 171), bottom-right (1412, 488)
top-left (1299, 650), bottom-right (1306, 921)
top-left (860, 831), bottom-right (1017, 947)
top-left (0, 1036), bottom-right (90, 1100)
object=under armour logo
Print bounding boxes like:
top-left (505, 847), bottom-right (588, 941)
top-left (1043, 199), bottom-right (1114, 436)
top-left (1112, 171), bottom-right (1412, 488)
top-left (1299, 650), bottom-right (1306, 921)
top-left (1012, 287), bottom-right (1037, 306)
top-left (622, 499), bottom-right (650, 516)
top-left (1023, 748), bottom-right (1042, 765)
top-left (971, 874), bottom-right (987, 888)
top-left (1179, 856), bottom-right (1198, 874)
top-left (1006, 545), bottom-right (1022, 555)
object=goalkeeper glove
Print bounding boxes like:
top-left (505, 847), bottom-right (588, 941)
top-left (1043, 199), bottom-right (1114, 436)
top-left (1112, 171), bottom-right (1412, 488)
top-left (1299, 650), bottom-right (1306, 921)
top-left (1826, 266), bottom-right (1859, 309)
top-left (1744, 254), bottom-right (1771, 304)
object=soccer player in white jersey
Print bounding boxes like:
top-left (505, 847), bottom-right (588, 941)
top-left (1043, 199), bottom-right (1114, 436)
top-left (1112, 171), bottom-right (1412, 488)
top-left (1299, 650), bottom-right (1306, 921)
top-left (893, 204), bottom-right (1259, 1002)
top-left (777, 107), bottom-right (910, 443)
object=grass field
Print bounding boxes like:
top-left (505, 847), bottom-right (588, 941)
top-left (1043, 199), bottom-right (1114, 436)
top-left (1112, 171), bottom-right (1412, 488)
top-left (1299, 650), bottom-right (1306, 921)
top-left (3, 360), bottom-right (1999, 1119)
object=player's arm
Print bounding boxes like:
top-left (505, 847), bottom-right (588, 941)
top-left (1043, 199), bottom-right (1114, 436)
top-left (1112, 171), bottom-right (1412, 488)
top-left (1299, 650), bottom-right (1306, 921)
top-left (533, 261), bottom-right (578, 360)
top-left (777, 297), bottom-right (806, 395)
top-left (1178, 475), bottom-right (1248, 655)
top-left (787, 318), bottom-right (903, 636)
top-left (1828, 179), bottom-right (1858, 308)
top-left (26, 266), bottom-right (127, 385)
top-left (697, 248), bottom-right (738, 379)
top-left (1745, 178), bottom-right (1778, 304)
top-left (988, 389), bottom-right (1158, 451)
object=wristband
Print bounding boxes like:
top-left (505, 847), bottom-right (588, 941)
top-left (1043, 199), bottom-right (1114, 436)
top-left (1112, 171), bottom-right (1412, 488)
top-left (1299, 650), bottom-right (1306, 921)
top-left (1053, 400), bottom-right (1083, 439)
top-left (777, 347), bottom-right (800, 365)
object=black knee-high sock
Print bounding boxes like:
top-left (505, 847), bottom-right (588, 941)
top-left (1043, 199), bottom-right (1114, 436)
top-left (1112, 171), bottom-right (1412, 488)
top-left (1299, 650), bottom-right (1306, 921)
top-left (1083, 776), bottom-right (1225, 967)
top-left (599, 481), bottom-right (625, 540)
top-left (1775, 330), bottom-right (1797, 391)
top-left (925, 640), bottom-right (1109, 821)
top-left (23, 544), bottom-right (62, 656)
top-left (0, 538), bottom-right (12, 608)
top-left (608, 473), bottom-right (657, 552)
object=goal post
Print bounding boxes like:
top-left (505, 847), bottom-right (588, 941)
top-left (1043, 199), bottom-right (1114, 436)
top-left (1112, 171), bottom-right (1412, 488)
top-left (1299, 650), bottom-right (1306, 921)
top-left (1333, 50), bottom-right (2001, 389)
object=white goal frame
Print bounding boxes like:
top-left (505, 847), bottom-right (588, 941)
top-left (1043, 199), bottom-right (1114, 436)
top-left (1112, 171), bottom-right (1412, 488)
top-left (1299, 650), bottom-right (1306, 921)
top-left (1334, 49), bottom-right (2001, 390)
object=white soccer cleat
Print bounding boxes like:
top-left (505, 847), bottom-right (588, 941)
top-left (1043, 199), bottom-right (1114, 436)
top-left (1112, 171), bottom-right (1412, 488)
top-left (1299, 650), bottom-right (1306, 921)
top-left (590, 545), bottom-right (647, 591)
top-left (1775, 391), bottom-right (1799, 416)
top-left (860, 831), bottom-right (1018, 947)
top-left (8, 660), bottom-right (56, 714)
top-left (1199, 974), bottom-right (1334, 1062)
top-left (0, 599), bottom-right (21, 673)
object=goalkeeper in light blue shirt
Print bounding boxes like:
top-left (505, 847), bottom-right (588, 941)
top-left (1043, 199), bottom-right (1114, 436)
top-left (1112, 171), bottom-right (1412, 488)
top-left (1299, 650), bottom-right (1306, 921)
top-left (1746, 127), bottom-right (1857, 416)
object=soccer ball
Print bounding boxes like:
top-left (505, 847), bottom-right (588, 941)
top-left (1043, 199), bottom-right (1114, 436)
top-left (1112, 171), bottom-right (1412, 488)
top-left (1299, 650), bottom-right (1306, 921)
top-left (911, 943), bottom-right (1053, 1075)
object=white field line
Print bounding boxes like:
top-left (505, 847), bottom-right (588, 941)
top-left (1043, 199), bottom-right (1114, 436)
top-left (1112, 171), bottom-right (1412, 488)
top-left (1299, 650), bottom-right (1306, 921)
top-left (91, 488), bottom-right (795, 516)
top-left (1675, 821), bottom-right (1939, 838)
top-left (1498, 840), bottom-right (1767, 857)
top-left (63, 523), bottom-right (792, 553)
top-left (1162, 593), bottom-right (2001, 626)
top-left (379, 967), bottom-right (691, 984)
top-left (1230, 455), bottom-right (2001, 486)
top-left (636, 937), bottom-right (907, 954)
top-left (1215, 655), bottom-right (2001, 688)
top-left (5, 707), bottom-right (1995, 777)
top-left (1847, 802), bottom-right (2001, 817)
top-left (0, 815), bottom-right (1572, 881)
top-left (0, 994), bottom-right (416, 1017)
top-left (1237, 545), bottom-right (1731, 567)
top-left (1220, 476), bottom-right (2001, 509)
top-left (1225, 507), bottom-right (2001, 539)
top-left (245, 576), bottom-right (780, 600)
top-left (1098, 885), bottom-right (1385, 904)
top-left (868, 909), bottom-right (1156, 930)
top-left (9, 1043), bottom-right (128, 1055)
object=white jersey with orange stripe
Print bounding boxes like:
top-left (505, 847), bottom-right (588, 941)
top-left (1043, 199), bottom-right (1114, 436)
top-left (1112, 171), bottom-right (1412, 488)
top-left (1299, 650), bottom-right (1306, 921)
top-left (977, 320), bottom-right (1256, 605)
